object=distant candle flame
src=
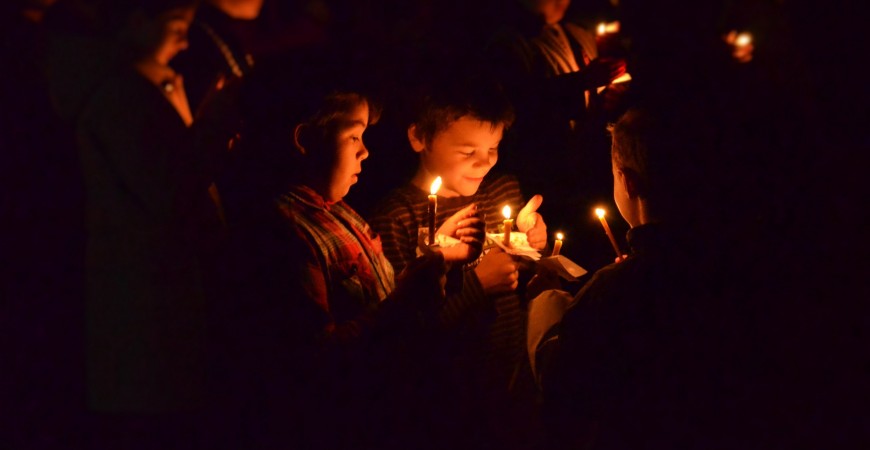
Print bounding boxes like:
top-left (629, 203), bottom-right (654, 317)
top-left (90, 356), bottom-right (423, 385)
top-left (502, 205), bottom-right (512, 219)
top-left (597, 21), bottom-right (620, 35)
top-left (556, 232), bottom-right (564, 240)
top-left (430, 176), bottom-right (442, 195)
top-left (595, 208), bottom-right (606, 219)
top-left (735, 32), bottom-right (752, 47)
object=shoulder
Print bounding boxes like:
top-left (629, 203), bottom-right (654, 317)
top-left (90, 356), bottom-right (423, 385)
top-left (479, 173), bottom-right (523, 202)
top-left (370, 184), bottom-right (424, 220)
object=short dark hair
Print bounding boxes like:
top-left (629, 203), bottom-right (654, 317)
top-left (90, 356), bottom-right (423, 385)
top-left (410, 75), bottom-right (515, 144)
top-left (609, 103), bottom-right (716, 217)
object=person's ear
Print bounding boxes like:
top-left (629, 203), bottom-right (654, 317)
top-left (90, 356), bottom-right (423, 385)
top-left (620, 167), bottom-right (643, 199)
top-left (407, 124), bottom-right (425, 153)
top-left (293, 123), bottom-right (310, 156)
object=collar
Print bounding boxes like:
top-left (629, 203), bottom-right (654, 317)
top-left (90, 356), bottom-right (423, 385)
top-left (626, 223), bottom-right (669, 255)
top-left (284, 185), bottom-right (338, 211)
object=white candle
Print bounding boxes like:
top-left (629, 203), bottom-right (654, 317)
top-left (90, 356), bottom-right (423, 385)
top-left (502, 205), bottom-right (513, 246)
top-left (552, 232), bottom-right (564, 257)
top-left (595, 208), bottom-right (622, 259)
top-left (428, 177), bottom-right (442, 245)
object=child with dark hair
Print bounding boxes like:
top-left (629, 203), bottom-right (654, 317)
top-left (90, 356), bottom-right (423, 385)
top-left (215, 63), bottom-right (488, 449)
top-left (369, 76), bottom-right (550, 448)
top-left (534, 105), bottom-right (737, 450)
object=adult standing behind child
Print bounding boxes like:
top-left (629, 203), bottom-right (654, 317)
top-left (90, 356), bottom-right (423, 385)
top-left (369, 76), bottom-right (549, 449)
top-left (70, 0), bottom-right (225, 447)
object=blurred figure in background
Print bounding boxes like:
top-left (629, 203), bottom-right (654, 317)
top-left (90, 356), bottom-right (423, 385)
top-left (486, 0), bottom-right (629, 271)
top-left (63, 0), bottom-right (223, 447)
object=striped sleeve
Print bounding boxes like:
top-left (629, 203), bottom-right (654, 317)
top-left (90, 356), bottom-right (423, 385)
top-left (369, 192), bottom-right (419, 275)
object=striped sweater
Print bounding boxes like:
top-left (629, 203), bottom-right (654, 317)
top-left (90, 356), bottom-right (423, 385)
top-left (369, 173), bottom-right (527, 383)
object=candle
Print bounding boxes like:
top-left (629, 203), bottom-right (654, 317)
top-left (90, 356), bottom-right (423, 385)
top-left (551, 232), bottom-right (564, 257)
top-left (502, 205), bottom-right (513, 246)
top-left (595, 208), bottom-right (622, 259)
top-left (597, 22), bottom-right (606, 36)
top-left (428, 176), bottom-right (442, 245)
top-left (735, 32), bottom-right (752, 48)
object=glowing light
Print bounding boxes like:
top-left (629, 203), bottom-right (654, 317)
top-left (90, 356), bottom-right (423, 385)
top-left (597, 23), bottom-right (606, 35)
top-left (556, 232), bottom-right (564, 240)
top-left (595, 208), bottom-right (606, 219)
top-left (430, 176), bottom-right (442, 195)
top-left (502, 205), bottom-right (512, 219)
top-left (735, 32), bottom-right (752, 47)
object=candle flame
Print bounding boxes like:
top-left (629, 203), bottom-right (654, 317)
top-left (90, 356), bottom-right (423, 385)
top-left (556, 232), bottom-right (564, 240)
top-left (430, 176), bottom-right (442, 195)
top-left (595, 208), bottom-right (606, 219)
top-left (735, 32), bottom-right (752, 47)
top-left (597, 23), bottom-right (606, 35)
top-left (502, 205), bottom-right (512, 219)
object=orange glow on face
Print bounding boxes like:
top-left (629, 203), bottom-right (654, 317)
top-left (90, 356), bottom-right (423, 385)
top-left (502, 205), bottom-right (512, 219)
top-left (430, 176), bottom-right (442, 195)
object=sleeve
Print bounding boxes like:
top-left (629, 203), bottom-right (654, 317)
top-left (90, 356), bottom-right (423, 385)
top-left (539, 271), bottom-right (617, 421)
top-left (369, 199), bottom-right (418, 275)
top-left (438, 269), bottom-right (489, 328)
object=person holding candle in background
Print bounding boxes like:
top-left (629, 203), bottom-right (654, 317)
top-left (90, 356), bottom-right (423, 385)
top-left (530, 104), bottom-right (738, 449)
top-left (484, 0), bottom-right (629, 269)
top-left (370, 74), bottom-right (549, 448)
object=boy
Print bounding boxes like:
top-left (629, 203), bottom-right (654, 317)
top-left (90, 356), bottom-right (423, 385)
top-left (369, 77), bottom-right (549, 446)
top-left (535, 105), bottom-right (734, 449)
top-left (217, 65), bottom-right (486, 449)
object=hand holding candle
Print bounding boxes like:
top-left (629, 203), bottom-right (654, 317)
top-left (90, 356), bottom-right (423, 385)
top-left (502, 205), bottom-right (513, 246)
top-left (595, 208), bottom-right (623, 260)
top-left (428, 176), bottom-right (442, 245)
top-left (551, 232), bottom-right (563, 257)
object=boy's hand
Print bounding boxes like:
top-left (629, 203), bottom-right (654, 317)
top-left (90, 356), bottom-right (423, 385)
top-left (516, 195), bottom-right (548, 250)
top-left (437, 203), bottom-right (486, 263)
top-left (474, 247), bottom-right (520, 295)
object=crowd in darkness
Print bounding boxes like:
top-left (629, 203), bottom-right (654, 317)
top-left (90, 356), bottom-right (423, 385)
top-left (2, 0), bottom-right (865, 449)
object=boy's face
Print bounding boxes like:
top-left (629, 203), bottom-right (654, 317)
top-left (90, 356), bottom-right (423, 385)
top-left (416, 116), bottom-right (504, 197)
top-left (612, 153), bottom-right (639, 228)
top-left (314, 102), bottom-right (371, 202)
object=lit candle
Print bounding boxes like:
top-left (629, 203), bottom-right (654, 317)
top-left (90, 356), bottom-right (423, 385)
top-left (595, 208), bottom-right (622, 259)
top-left (735, 32), bottom-right (752, 48)
top-left (597, 22), bottom-right (606, 36)
top-left (502, 205), bottom-right (513, 246)
top-left (551, 232), bottom-right (564, 257)
top-left (428, 176), bottom-right (442, 246)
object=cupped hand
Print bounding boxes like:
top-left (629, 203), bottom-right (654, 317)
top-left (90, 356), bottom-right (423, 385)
top-left (581, 57), bottom-right (627, 89)
top-left (474, 247), bottom-right (520, 295)
top-left (516, 195), bottom-right (548, 251)
top-left (437, 203), bottom-right (486, 264)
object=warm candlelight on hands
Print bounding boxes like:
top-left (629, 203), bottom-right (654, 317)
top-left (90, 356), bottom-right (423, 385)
top-left (502, 205), bottom-right (513, 246)
top-left (595, 208), bottom-right (622, 259)
top-left (428, 177), bottom-right (442, 245)
top-left (551, 232), bottom-right (563, 257)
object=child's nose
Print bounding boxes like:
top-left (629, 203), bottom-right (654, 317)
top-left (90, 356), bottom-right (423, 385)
top-left (473, 150), bottom-right (495, 167)
top-left (358, 144), bottom-right (369, 161)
